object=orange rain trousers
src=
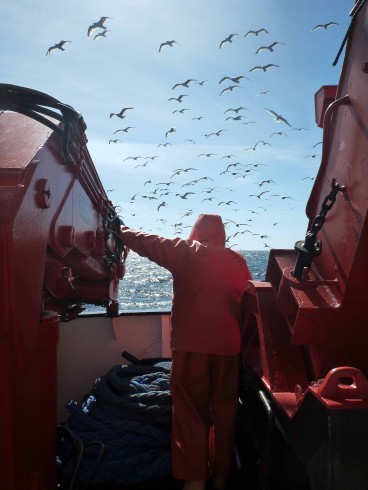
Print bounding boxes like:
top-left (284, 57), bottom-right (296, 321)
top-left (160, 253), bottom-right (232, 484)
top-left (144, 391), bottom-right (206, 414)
top-left (170, 350), bottom-right (240, 481)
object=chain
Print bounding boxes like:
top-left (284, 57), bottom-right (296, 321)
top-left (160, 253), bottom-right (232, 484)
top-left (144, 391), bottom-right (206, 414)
top-left (293, 178), bottom-right (343, 279)
top-left (307, 178), bottom-right (341, 244)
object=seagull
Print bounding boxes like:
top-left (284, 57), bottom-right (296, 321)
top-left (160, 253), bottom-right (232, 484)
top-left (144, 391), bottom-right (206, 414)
top-left (94, 30), bottom-right (110, 41)
top-left (291, 127), bottom-right (309, 131)
top-left (256, 90), bottom-right (271, 96)
top-left (270, 194), bottom-right (295, 200)
top-left (220, 85), bottom-right (240, 96)
top-left (264, 109), bottom-right (291, 127)
top-left (123, 156), bottom-right (143, 161)
top-left (110, 107), bottom-right (133, 118)
top-left (219, 75), bottom-right (250, 84)
top-left (244, 29), bottom-right (269, 37)
top-left (270, 131), bottom-right (288, 137)
top-left (157, 201), bottom-right (167, 211)
top-left (219, 34), bottom-right (238, 49)
top-left (222, 163), bottom-right (244, 172)
top-left (109, 139), bottom-right (121, 144)
top-left (141, 194), bottom-right (157, 200)
top-left (211, 130), bottom-right (227, 137)
top-left (197, 153), bottom-right (218, 157)
top-left (46, 41), bottom-right (71, 55)
top-left (313, 141), bottom-right (323, 147)
top-left (225, 115), bottom-right (244, 121)
top-left (250, 64), bottom-right (279, 72)
top-left (257, 179), bottom-right (276, 186)
top-left (159, 40), bottom-right (180, 52)
top-left (165, 127), bottom-right (176, 138)
top-left (171, 168), bottom-right (197, 178)
top-left (218, 201), bottom-right (237, 206)
top-left (113, 127), bottom-right (135, 134)
top-left (173, 108), bottom-right (190, 114)
top-left (256, 42), bottom-right (285, 54)
top-left (225, 107), bottom-right (248, 114)
top-left (312, 22), bottom-right (339, 31)
top-left (168, 94), bottom-right (188, 103)
top-left (249, 191), bottom-right (269, 199)
top-left (196, 80), bottom-right (208, 85)
top-left (158, 142), bottom-right (171, 147)
top-left (87, 17), bottom-right (112, 37)
top-left (172, 79), bottom-right (198, 89)
top-left (244, 140), bottom-right (270, 151)
top-left (176, 192), bottom-right (195, 199)
top-left (192, 116), bottom-right (206, 120)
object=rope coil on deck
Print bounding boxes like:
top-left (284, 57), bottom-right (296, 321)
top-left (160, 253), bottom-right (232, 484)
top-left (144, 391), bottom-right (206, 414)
top-left (57, 361), bottom-right (172, 485)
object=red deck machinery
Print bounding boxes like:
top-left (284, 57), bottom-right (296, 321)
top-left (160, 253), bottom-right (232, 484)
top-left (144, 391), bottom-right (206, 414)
top-left (0, 85), bottom-right (125, 490)
top-left (239, 1), bottom-right (368, 488)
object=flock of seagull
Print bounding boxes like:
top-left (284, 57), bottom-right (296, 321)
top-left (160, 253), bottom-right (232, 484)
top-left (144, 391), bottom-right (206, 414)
top-left (45, 15), bottom-right (340, 250)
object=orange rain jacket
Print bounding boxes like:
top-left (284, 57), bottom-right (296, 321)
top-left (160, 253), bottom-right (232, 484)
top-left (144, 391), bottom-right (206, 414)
top-left (120, 214), bottom-right (252, 356)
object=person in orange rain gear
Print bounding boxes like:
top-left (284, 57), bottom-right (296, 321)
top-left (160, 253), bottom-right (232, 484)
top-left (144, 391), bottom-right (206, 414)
top-left (120, 214), bottom-right (252, 490)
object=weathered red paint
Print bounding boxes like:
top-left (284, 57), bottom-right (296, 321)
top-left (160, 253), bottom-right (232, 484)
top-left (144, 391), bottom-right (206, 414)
top-left (241, 0), bottom-right (368, 419)
top-left (0, 110), bottom-right (123, 489)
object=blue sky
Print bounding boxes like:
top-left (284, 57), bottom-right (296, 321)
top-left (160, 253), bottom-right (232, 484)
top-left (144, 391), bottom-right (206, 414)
top-left (2, 0), bottom-right (352, 250)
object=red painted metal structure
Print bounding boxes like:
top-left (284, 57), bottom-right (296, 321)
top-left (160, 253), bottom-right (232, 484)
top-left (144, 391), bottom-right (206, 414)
top-left (240, 1), bottom-right (368, 488)
top-left (1, 1), bottom-right (368, 488)
top-left (0, 86), bottom-right (125, 490)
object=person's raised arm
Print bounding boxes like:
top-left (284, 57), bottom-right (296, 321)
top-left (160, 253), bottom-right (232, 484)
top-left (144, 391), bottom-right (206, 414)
top-left (120, 226), bottom-right (189, 272)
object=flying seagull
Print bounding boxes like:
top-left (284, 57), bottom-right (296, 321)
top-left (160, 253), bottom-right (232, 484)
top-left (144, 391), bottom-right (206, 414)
top-left (46, 40), bottom-right (71, 55)
top-left (249, 191), bottom-right (269, 199)
top-left (219, 85), bottom-right (240, 96)
top-left (225, 107), bottom-right (248, 114)
top-left (270, 194), bottom-right (295, 200)
top-left (87, 17), bottom-right (112, 37)
top-left (244, 29), bottom-right (269, 37)
top-left (270, 131), bottom-right (288, 137)
top-left (250, 64), bottom-right (279, 72)
top-left (159, 40), bottom-right (180, 52)
top-left (113, 127), bottom-right (135, 134)
top-left (172, 79), bottom-right (198, 89)
top-left (264, 108), bottom-right (291, 127)
top-left (255, 42), bottom-right (285, 54)
top-left (219, 34), bottom-right (238, 49)
top-left (94, 30), bottom-right (110, 41)
top-left (168, 94), bottom-right (188, 103)
top-left (173, 108), bottom-right (190, 114)
top-left (176, 192), bottom-right (195, 199)
top-left (157, 201), bottom-right (167, 211)
top-left (225, 115), bottom-right (244, 121)
top-left (110, 107), bottom-right (133, 118)
top-left (165, 127), bottom-right (176, 138)
top-left (219, 75), bottom-right (250, 84)
top-left (312, 22), bottom-right (339, 31)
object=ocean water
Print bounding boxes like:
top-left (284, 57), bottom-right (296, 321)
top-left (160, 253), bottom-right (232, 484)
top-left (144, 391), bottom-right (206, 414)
top-left (115, 250), bottom-right (269, 313)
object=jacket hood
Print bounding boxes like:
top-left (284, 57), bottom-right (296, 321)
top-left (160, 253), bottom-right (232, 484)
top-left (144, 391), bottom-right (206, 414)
top-left (188, 214), bottom-right (226, 246)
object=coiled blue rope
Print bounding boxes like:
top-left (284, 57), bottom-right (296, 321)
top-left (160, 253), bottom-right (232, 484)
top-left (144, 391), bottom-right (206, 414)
top-left (58, 361), bottom-right (172, 485)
